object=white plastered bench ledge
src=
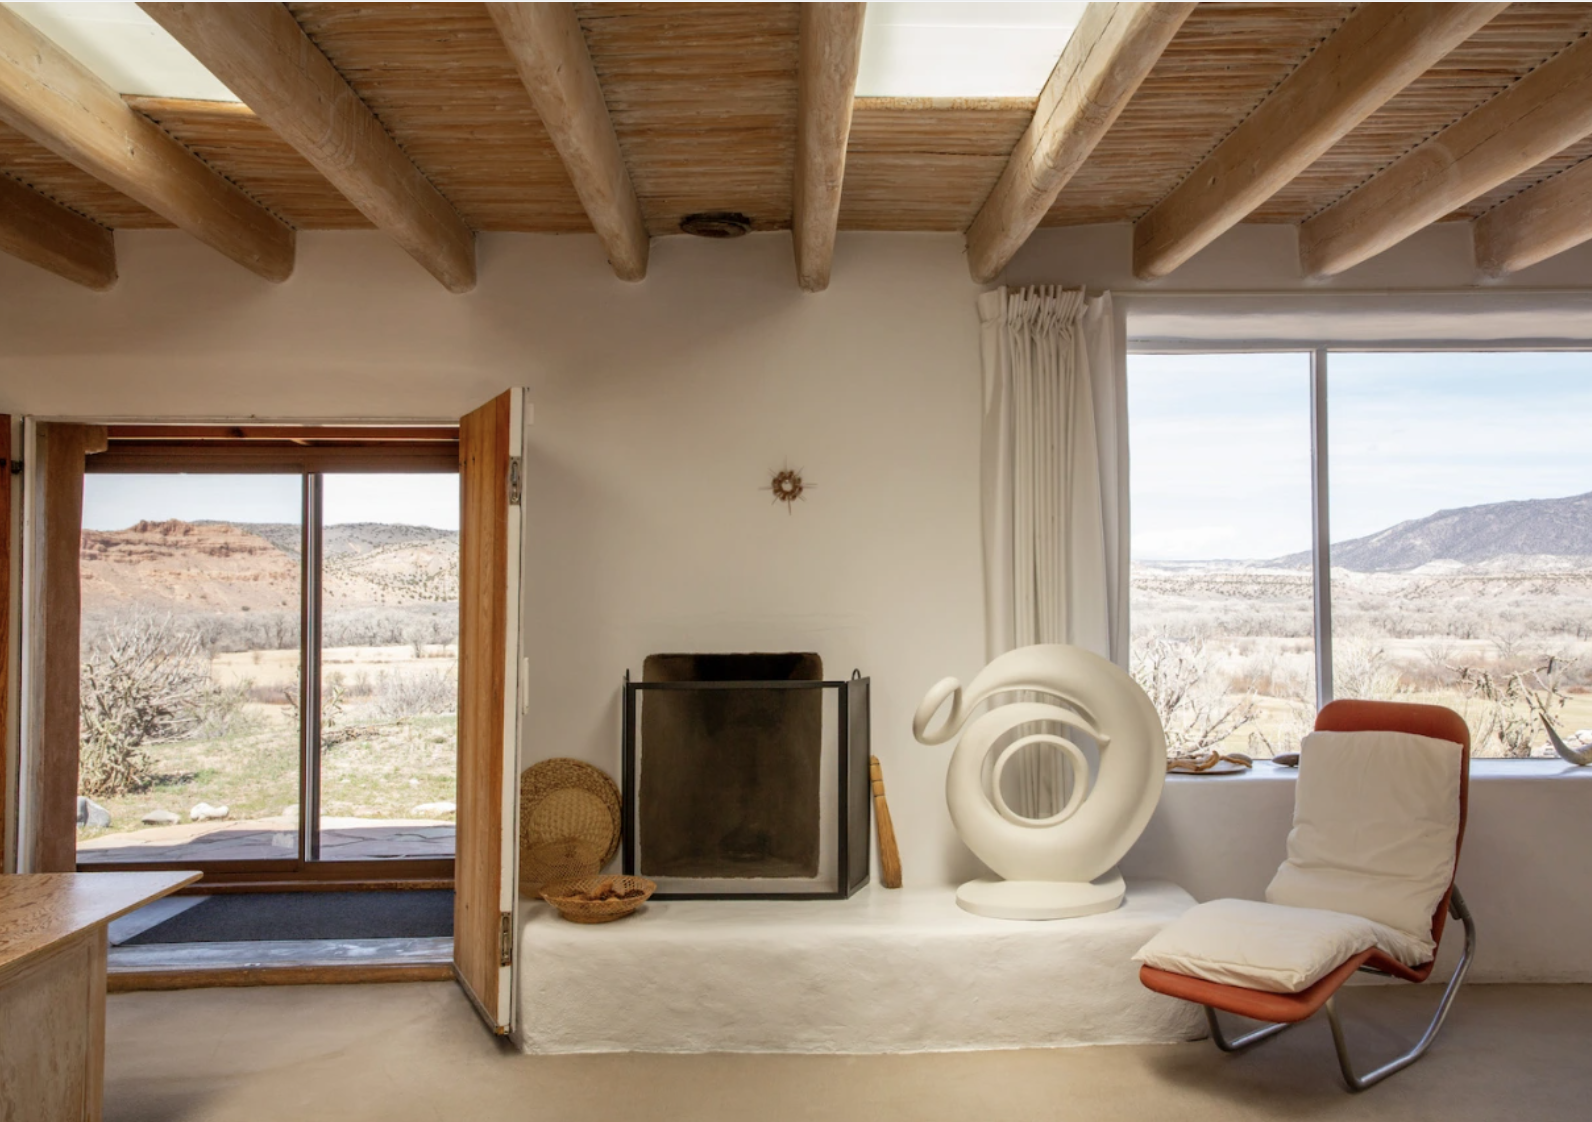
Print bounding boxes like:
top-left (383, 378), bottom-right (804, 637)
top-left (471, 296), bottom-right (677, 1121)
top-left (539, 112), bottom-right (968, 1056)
top-left (515, 880), bottom-right (1203, 1054)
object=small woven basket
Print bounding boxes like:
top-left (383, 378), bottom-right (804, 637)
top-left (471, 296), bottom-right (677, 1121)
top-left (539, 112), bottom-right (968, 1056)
top-left (540, 875), bottom-right (656, 924)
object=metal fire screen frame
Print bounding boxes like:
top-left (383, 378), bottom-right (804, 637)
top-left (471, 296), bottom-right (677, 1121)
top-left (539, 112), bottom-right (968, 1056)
top-left (621, 670), bottom-right (871, 900)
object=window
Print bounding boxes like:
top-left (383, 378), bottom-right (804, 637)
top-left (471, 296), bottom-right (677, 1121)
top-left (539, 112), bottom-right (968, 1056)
top-left (1129, 353), bottom-right (1317, 758)
top-left (74, 431), bottom-right (461, 873)
top-left (1130, 350), bottom-right (1592, 760)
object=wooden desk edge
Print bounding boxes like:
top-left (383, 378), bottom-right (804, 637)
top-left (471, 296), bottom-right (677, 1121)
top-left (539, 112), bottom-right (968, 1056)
top-left (0, 871), bottom-right (203, 977)
top-left (87, 870), bottom-right (204, 927)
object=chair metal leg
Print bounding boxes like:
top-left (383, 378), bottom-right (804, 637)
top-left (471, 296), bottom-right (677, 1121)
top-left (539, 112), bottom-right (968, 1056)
top-left (1326, 888), bottom-right (1477, 1092)
top-left (1204, 1005), bottom-right (1295, 1052)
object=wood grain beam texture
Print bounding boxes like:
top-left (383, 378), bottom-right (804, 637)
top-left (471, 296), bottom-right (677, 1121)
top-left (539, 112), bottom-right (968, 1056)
top-left (1475, 155), bottom-right (1592, 276)
top-left (487, 2), bottom-right (648, 281)
top-left (139, 3), bottom-right (476, 293)
top-left (1133, 3), bottom-right (1504, 281)
top-left (0, 175), bottom-right (116, 289)
top-left (0, 5), bottom-right (292, 280)
top-left (793, 2), bottom-right (866, 292)
top-left (1301, 33), bottom-right (1592, 278)
top-left (965, 2), bottom-right (1193, 284)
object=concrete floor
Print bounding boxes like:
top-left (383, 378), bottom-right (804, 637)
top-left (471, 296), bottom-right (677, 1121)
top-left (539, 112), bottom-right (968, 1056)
top-left (104, 981), bottom-right (1592, 1121)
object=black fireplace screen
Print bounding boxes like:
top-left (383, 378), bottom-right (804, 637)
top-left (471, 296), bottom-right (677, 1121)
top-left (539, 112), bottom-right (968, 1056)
top-left (622, 654), bottom-right (870, 899)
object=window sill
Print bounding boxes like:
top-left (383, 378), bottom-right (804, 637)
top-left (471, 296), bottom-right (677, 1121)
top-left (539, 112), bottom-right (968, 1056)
top-left (1164, 759), bottom-right (1592, 783)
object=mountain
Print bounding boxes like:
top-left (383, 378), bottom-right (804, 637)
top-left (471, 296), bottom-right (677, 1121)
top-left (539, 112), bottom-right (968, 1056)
top-left (1270, 491), bottom-right (1592, 572)
top-left (81, 519), bottom-right (459, 618)
top-left (201, 521), bottom-right (455, 558)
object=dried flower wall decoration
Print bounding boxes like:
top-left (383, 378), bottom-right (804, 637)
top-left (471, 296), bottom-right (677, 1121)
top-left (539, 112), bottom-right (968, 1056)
top-left (768, 466), bottom-right (812, 513)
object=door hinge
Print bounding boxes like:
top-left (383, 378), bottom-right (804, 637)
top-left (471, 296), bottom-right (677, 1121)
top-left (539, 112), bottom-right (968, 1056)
top-left (507, 456), bottom-right (522, 506)
top-left (500, 912), bottom-right (514, 966)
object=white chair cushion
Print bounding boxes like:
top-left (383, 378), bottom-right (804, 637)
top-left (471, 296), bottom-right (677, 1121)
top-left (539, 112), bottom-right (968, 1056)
top-left (1265, 729), bottom-right (1462, 964)
top-left (1134, 899), bottom-right (1379, 994)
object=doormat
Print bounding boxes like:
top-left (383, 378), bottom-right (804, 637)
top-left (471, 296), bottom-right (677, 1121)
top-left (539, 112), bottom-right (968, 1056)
top-left (123, 890), bottom-right (454, 944)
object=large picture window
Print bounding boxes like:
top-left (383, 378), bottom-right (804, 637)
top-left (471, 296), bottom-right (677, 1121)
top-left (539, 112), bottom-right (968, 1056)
top-left (1130, 350), bottom-right (1592, 760)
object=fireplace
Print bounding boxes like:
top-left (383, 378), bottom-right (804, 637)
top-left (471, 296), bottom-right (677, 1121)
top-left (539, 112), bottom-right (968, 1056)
top-left (622, 653), bottom-right (870, 899)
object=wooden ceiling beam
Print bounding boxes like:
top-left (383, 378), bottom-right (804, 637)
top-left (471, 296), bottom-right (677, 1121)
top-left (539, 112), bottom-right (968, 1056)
top-left (0, 174), bottom-right (116, 290)
top-left (964, 2), bottom-right (1193, 284)
top-left (793, 3), bottom-right (866, 293)
top-left (1475, 156), bottom-right (1592, 277)
top-left (487, 2), bottom-right (648, 281)
top-left (1134, 3), bottom-right (1504, 281)
top-left (139, 3), bottom-right (475, 293)
top-left (1300, 33), bottom-right (1592, 278)
top-left (0, 5), bottom-right (292, 281)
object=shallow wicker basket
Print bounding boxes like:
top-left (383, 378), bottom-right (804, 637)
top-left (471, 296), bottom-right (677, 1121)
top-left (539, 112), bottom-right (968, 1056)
top-left (540, 875), bottom-right (657, 924)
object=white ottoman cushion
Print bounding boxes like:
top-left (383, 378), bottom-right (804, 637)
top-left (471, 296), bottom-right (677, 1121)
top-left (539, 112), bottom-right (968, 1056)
top-left (1134, 898), bottom-right (1380, 994)
top-left (1265, 729), bottom-right (1461, 964)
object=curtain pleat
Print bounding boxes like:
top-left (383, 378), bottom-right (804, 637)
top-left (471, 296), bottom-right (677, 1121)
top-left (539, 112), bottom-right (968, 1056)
top-left (978, 286), bottom-right (1127, 820)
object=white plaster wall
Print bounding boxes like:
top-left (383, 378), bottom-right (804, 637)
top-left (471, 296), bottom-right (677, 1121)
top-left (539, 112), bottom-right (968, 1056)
top-left (0, 229), bottom-right (991, 887)
top-left (4, 222), bottom-right (1592, 979)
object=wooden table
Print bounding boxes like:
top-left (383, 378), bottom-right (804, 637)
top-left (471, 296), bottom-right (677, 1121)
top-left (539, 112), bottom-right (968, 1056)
top-left (1, 872), bottom-right (200, 1122)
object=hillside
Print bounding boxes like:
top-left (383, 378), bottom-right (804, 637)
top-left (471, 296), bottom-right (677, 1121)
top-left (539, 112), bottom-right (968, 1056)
top-left (206, 521), bottom-right (455, 558)
top-left (81, 519), bottom-right (459, 625)
top-left (1269, 491), bottom-right (1592, 572)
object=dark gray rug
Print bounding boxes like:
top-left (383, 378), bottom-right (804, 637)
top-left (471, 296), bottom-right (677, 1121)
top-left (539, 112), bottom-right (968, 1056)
top-left (124, 890), bottom-right (454, 944)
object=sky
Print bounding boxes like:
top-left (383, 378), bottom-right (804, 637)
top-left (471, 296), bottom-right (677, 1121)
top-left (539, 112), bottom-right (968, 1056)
top-left (82, 473), bottom-right (460, 532)
top-left (1130, 351), bottom-right (1592, 561)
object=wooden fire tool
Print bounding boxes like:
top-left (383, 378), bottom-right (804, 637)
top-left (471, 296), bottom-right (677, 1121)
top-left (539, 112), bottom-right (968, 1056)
top-left (870, 755), bottom-right (903, 889)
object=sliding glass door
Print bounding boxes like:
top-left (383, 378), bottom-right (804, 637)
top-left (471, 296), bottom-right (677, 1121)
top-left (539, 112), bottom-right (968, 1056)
top-left (316, 473), bottom-right (460, 861)
top-left (76, 473), bottom-right (305, 865)
top-left (75, 456), bottom-right (459, 879)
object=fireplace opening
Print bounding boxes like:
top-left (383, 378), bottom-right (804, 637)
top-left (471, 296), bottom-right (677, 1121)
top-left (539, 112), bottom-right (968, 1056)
top-left (641, 653), bottom-right (823, 878)
top-left (622, 654), bottom-right (870, 899)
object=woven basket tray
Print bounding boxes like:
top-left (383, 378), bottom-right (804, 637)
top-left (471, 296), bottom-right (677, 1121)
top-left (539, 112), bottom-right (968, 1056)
top-left (540, 875), bottom-right (656, 924)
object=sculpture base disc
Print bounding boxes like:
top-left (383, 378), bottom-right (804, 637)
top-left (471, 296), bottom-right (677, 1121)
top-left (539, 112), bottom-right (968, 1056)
top-left (955, 870), bottom-right (1126, 921)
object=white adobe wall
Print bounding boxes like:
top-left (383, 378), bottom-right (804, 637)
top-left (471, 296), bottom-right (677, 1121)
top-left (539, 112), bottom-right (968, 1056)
top-left (3, 224), bottom-right (1591, 980)
top-left (0, 229), bottom-right (992, 888)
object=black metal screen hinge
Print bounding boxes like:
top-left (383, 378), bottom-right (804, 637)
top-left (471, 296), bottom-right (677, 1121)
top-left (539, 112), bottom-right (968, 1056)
top-left (507, 456), bottom-right (522, 506)
top-left (7, 458), bottom-right (20, 475)
top-left (500, 912), bottom-right (513, 966)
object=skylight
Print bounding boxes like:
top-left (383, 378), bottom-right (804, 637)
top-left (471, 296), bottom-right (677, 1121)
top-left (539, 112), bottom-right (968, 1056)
top-left (855, 2), bottom-right (1086, 99)
top-left (3, 1), bottom-right (238, 102)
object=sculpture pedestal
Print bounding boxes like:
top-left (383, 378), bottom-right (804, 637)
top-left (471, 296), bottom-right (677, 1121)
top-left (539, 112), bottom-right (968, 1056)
top-left (956, 868), bottom-right (1126, 920)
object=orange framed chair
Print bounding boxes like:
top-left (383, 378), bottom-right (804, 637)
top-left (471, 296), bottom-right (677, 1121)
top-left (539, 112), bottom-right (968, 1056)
top-left (1139, 699), bottom-right (1476, 1092)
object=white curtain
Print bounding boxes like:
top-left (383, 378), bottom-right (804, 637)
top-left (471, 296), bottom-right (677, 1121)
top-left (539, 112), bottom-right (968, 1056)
top-left (977, 286), bottom-right (1129, 816)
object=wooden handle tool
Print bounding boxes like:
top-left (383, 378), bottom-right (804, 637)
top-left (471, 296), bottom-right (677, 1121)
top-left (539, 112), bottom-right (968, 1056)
top-left (870, 755), bottom-right (903, 889)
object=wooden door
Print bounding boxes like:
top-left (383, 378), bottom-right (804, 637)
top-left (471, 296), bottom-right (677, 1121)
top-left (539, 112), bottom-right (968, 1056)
top-left (453, 390), bottom-right (525, 1033)
top-left (0, 416), bottom-right (9, 872)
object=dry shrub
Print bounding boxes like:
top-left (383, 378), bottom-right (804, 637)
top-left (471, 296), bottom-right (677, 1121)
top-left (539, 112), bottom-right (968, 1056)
top-left (373, 668), bottom-right (457, 720)
top-left (1452, 657), bottom-right (1575, 758)
top-left (79, 615), bottom-right (246, 797)
top-left (1132, 634), bottom-right (1258, 755)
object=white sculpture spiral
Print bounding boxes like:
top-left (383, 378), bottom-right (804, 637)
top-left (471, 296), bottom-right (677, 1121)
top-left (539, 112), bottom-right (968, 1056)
top-left (914, 645), bottom-right (1166, 915)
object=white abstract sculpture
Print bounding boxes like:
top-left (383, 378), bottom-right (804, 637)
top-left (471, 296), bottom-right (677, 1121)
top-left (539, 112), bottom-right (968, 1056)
top-left (913, 644), bottom-right (1167, 920)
